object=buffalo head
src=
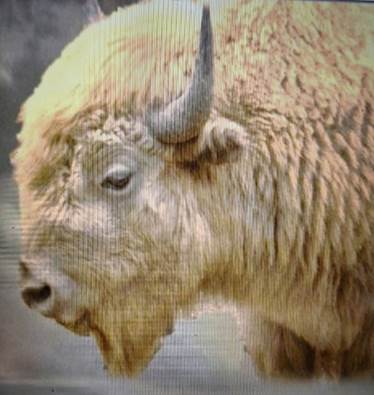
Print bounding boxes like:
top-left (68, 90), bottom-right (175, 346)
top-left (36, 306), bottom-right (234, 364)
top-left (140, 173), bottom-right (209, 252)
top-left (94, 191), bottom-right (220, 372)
top-left (12, 3), bottom-right (245, 376)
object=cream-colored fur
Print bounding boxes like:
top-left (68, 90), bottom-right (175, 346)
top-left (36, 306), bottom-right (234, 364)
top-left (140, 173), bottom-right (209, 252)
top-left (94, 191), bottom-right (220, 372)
top-left (12, 0), bottom-right (374, 378)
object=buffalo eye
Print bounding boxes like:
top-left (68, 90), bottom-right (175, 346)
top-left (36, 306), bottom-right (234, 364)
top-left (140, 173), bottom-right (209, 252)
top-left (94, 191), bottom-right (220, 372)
top-left (101, 167), bottom-right (132, 191)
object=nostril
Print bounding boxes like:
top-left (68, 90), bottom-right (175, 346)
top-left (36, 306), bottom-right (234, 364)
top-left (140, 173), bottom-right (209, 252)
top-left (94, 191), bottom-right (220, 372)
top-left (22, 284), bottom-right (52, 307)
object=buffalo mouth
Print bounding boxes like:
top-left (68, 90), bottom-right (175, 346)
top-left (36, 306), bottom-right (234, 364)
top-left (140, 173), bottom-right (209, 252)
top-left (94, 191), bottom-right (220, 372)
top-left (57, 310), bottom-right (91, 336)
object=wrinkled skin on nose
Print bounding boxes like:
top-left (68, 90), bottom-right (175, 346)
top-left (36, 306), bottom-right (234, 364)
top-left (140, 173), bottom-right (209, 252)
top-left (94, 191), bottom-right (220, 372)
top-left (18, 257), bottom-right (92, 336)
top-left (20, 260), bottom-right (51, 309)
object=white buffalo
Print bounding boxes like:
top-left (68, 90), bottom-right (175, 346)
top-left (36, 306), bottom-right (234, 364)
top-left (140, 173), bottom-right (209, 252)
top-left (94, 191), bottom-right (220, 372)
top-left (12, 0), bottom-right (374, 378)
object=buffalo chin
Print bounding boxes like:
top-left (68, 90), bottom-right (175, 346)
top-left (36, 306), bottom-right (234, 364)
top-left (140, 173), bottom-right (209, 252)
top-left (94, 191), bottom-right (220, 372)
top-left (89, 323), bottom-right (162, 377)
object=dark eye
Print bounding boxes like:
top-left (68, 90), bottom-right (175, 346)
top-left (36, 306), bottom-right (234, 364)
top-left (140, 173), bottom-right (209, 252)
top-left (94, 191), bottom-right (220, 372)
top-left (101, 169), bottom-right (132, 191)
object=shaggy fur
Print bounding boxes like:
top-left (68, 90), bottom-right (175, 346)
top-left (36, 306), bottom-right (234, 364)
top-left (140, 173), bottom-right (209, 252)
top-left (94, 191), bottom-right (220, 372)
top-left (12, 0), bottom-right (374, 378)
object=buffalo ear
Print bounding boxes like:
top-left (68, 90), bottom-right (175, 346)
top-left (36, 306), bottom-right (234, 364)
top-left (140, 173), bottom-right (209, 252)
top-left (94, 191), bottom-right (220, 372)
top-left (197, 119), bottom-right (246, 164)
top-left (173, 117), bottom-right (247, 165)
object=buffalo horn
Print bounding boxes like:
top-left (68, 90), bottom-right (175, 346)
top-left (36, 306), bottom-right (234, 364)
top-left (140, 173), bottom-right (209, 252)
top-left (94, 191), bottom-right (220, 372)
top-left (149, 5), bottom-right (214, 144)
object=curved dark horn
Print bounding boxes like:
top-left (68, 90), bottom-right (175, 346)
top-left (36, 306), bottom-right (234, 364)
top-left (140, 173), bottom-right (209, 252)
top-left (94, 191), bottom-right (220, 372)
top-left (149, 5), bottom-right (214, 144)
top-left (84, 0), bottom-right (103, 23)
